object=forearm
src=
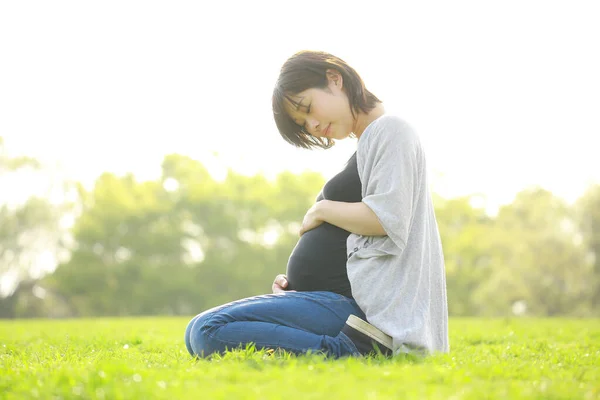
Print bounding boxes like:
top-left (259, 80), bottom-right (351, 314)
top-left (318, 200), bottom-right (386, 236)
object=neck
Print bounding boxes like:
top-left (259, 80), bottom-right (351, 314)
top-left (353, 103), bottom-right (386, 139)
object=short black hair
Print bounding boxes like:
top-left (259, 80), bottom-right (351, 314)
top-left (272, 51), bottom-right (381, 149)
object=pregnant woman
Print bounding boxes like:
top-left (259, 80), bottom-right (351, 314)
top-left (185, 51), bottom-right (449, 358)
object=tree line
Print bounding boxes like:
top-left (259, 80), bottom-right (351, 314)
top-left (1, 138), bottom-right (598, 318)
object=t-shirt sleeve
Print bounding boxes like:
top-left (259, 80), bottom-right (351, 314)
top-left (361, 118), bottom-right (422, 252)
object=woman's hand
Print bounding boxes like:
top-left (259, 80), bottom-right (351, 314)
top-left (299, 202), bottom-right (325, 236)
top-left (272, 274), bottom-right (295, 294)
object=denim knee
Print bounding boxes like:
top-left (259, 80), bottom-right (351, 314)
top-left (186, 311), bottom-right (224, 358)
top-left (184, 314), bottom-right (203, 356)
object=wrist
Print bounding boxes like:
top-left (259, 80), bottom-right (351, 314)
top-left (316, 199), bottom-right (331, 221)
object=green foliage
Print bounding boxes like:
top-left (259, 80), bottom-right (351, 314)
top-left (45, 154), bottom-right (325, 317)
top-left (435, 196), bottom-right (495, 315)
top-left (434, 187), bottom-right (598, 317)
top-left (2, 140), bottom-right (599, 318)
top-left (0, 136), bottom-right (40, 173)
top-left (484, 188), bottom-right (593, 316)
top-left (0, 197), bottom-right (64, 300)
top-left (0, 137), bottom-right (69, 318)
top-left (576, 184), bottom-right (600, 307)
top-left (0, 317), bottom-right (598, 399)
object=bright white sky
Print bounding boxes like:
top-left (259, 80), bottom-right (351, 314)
top-left (1, 0), bottom-right (599, 215)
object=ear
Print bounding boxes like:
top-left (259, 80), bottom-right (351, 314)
top-left (325, 69), bottom-right (343, 90)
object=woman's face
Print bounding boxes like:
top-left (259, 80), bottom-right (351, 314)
top-left (284, 71), bottom-right (355, 141)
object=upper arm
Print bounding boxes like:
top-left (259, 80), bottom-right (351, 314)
top-left (360, 118), bottom-right (422, 250)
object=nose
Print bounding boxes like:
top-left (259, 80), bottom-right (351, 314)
top-left (305, 118), bottom-right (320, 133)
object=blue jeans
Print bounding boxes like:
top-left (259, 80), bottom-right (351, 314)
top-left (185, 291), bottom-right (365, 358)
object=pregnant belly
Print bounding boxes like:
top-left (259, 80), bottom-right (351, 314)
top-left (285, 223), bottom-right (353, 297)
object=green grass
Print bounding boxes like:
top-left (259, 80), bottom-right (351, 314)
top-left (0, 317), bottom-right (598, 399)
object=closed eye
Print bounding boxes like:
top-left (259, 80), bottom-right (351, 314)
top-left (293, 102), bottom-right (311, 129)
top-left (303, 104), bottom-right (312, 128)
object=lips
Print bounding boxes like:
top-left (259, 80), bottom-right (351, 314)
top-left (324, 123), bottom-right (331, 137)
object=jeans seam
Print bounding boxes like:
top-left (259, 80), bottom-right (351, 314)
top-left (205, 324), bottom-right (359, 357)
top-left (203, 321), bottom-right (324, 354)
top-left (200, 312), bottom-right (308, 352)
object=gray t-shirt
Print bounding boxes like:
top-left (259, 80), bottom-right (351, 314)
top-left (346, 115), bottom-right (449, 354)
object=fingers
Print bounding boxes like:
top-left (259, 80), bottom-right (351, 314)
top-left (275, 274), bottom-right (288, 288)
top-left (272, 274), bottom-right (290, 294)
top-left (299, 221), bottom-right (310, 236)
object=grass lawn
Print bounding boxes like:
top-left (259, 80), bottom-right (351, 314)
top-left (0, 317), bottom-right (598, 399)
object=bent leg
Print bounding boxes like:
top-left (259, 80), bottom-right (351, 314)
top-left (185, 291), bottom-right (364, 358)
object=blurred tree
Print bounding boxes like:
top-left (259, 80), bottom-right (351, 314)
top-left (575, 184), bottom-right (600, 313)
top-left (0, 137), bottom-right (69, 318)
top-left (46, 172), bottom-right (186, 316)
top-left (159, 155), bottom-right (324, 311)
top-left (0, 137), bottom-right (40, 173)
top-left (434, 196), bottom-right (495, 316)
top-left (37, 150), bottom-right (599, 318)
top-left (46, 154), bottom-right (324, 316)
top-left (473, 187), bottom-right (593, 316)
